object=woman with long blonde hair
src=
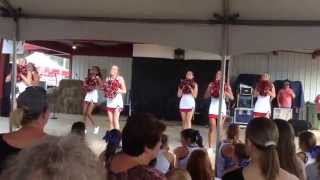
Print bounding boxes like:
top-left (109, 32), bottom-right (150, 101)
top-left (103, 65), bottom-right (126, 130)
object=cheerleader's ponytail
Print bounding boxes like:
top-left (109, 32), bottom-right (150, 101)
top-left (194, 130), bottom-right (204, 148)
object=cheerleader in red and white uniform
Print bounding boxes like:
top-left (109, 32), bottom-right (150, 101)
top-left (253, 73), bottom-right (276, 118)
top-left (15, 59), bottom-right (30, 97)
top-left (177, 71), bottom-right (198, 129)
top-left (103, 65), bottom-right (126, 130)
top-left (83, 66), bottom-right (102, 134)
top-left (204, 70), bottom-right (234, 148)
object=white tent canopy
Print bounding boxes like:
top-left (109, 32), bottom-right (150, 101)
top-left (1, 0), bottom-right (320, 54)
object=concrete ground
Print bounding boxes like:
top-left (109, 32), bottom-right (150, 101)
top-left (1, 113), bottom-right (320, 162)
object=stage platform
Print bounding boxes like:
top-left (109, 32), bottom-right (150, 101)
top-left (0, 113), bottom-right (320, 163)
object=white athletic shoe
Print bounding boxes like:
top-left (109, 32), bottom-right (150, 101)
top-left (94, 126), bottom-right (100, 134)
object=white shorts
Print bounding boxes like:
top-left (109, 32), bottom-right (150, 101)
top-left (209, 97), bottom-right (226, 116)
top-left (179, 94), bottom-right (195, 111)
top-left (106, 93), bottom-right (123, 109)
top-left (84, 89), bottom-right (99, 103)
top-left (16, 81), bottom-right (28, 97)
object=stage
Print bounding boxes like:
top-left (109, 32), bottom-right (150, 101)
top-left (0, 114), bottom-right (320, 162)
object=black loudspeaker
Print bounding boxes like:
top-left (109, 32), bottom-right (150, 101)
top-left (288, 120), bottom-right (312, 136)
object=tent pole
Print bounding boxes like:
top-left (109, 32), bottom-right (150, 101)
top-left (215, 0), bottom-right (230, 171)
top-left (9, 18), bottom-right (19, 132)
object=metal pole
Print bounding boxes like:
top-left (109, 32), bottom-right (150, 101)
top-left (9, 18), bottom-right (19, 132)
top-left (215, 0), bottom-right (230, 170)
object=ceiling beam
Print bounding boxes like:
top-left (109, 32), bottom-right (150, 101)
top-left (0, 0), bottom-right (18, 17)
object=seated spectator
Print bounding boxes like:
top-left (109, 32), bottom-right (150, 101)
top-left (306, 154), bottom-right (320, 180)
top-left (186, 149), bottom-right (214, 180)
top-left (99, 129), bottom-right (122, 164)
top-left (174, 129), bottom-right (204, 169)
top-left (223, 118), bottom-right (298, 180)
top-left (71, 121), bottom-right (86, 137)
top-left (216, 124), bottom-right (242, 178)
top-left (155, 134), bottom-right (175, 174)
top-left (0, 86), bottom-right (49, 174)
top-left (274, 119), bottom-right (306, 180)
top-left (0, 135), bottom-right (105, 180)
top-left (107, 113), bottom-right (167, 180)
top-left (298, 131), bottom-right (320, 166)
top-left (166, 168), bottom-right (192, 180)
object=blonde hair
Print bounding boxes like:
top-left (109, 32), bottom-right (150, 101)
top-left (246, 118), bottom-right (280, 180)
top-left (10, 106), bottom-right (47, 128)
top-left (0, 135), bottom-right (105, 180)
top-left (10, 108), bottom-right (24, 128)
top-left (166, 168), bottom-right (192, 180)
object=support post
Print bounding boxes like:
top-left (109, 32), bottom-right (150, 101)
top-left (9, 18), bottom-right (19, 132)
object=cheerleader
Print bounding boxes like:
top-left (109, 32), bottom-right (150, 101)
top-left (177, 71), bottom-right (198, 129)
top-left (253, 73), bottom-right (276, 118)
top-left (103, 65), bottom-right (126, 130)
top-left (15, 58), bottom-right (28, 97)
top-left (83, 66), bottom-right (102, 134)
top-left (204, 70), bottom-right (234, 148)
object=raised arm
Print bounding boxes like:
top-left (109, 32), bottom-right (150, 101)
top-left (118, 77), bottom-right (127, 94)
top-left (225, 84), bottom-right (234, 100)
top-left (204, 83), bottom-right (212, 99)
top-left (192, 83), bottom-right (198, 98)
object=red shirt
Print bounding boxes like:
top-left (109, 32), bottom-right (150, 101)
top-left (278, 88), bottom-right (295, 108)
top-left (315, 95), bottom-right (320, 113)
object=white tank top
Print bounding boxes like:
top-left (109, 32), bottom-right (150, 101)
top-left (155, 150), bottom-right (171, 174)
top-left (178, 144), bottom-right (200, 169)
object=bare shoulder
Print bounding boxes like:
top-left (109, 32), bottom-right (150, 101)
top-left (279, 169), bottom-right (299, 180)
top-left (118, 76), bottom-right (125, 82)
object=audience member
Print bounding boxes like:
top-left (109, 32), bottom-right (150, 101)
top-left (297, 152), bottom-right (308, 164)
top-left (155, 134), bottom-right (175, 174)
top-left (274, 119), bottom-right (306, 180)
top-left (174, 128), bottom-right (203, 169)
top-left (223, 118), bottom-right (298, 180)
top-left (106, 113), bottom-right (167, 180)
top-left (71, 121), bottom-right (86, 137)
top-left (166, 168), bottom-right (191, 180)
top-left (186, 149), bottom-right (214, 180)
top-left (298, 131), bottom-right (320, 166)
top-left (99, 129), bottom-right (122, 164)
top-left (0, 135), bottom-right (105, 180)
top-left (0, 86), bottom-right (48, 174)
top-left (216, 124), bottom-right (242, 178)
top-left (306, 154), bottom-right (320, 180)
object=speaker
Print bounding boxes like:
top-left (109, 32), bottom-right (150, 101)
top-left (234, 108), bottom-right (254, 125)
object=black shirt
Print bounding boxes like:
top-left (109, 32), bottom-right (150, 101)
top-left (0, 134), bottom-right (21, 174)
top-left (222, 168), bottom-right (245, 180)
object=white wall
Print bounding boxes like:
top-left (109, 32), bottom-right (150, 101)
top-left (230, 53), bottom-right (320, 102)
top-left (72, 56), bottom-right (132, 93)
top-left (133, 44), bottom-right (221, 60)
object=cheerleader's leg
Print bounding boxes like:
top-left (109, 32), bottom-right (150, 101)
top-left (185, 109), bottom-right (194, 129)
top-left (113, 109), bottom-right (121, 130)
top-left (180, 111), bottom-right (187, 129)
top-left (107, 110), bottom-right (115, 130)
top-left (87, 102), bottom-right (96, 126)
top-left (83, 102), bottom-right (89, 123)
top-left (208, 115), bottom-right (217, 148)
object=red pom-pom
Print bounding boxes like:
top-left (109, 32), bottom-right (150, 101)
top-left (179, 79), bottom-right (195, 94)
top-left (83, 74), bottom-right (99, 92)
top-left (210, 80), bottom-right (229, 98)
top-left (257, 80), bottom-right (272, 96)
top-left (103, 79), bottom-right (121, 98)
